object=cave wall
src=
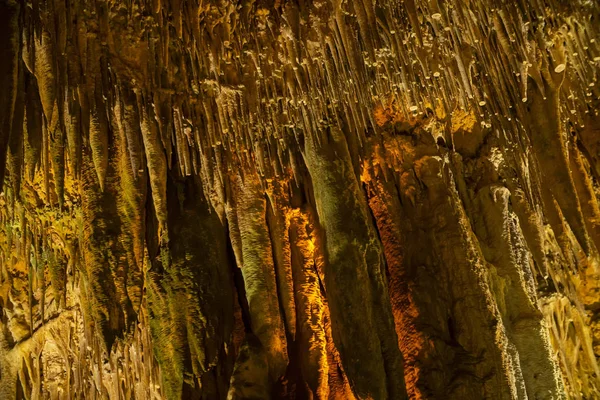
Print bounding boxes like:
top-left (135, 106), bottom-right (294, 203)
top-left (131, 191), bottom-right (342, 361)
top-left (1, 0), bottom-right (600, 399)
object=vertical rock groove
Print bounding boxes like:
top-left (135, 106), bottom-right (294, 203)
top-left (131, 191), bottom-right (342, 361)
top-left (0, 0), bottom-right (600, 399)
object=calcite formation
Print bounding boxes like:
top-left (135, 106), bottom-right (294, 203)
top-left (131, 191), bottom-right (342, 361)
top-left (1, 0), bottom-right (600, 398)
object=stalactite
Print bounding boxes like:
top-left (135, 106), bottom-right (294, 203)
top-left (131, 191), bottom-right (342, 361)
top-left (0, 1), bottom-right (21, 190)
top-left (232, 173), bottom-right (289, 384)
top-left (1, 0), bottom-right (600, 399)
top-left (289, 207), bottom-right (329, 399)
top-left (7, 64), bottom-right (25, 202)
top-left (23, 75), bottom-right (43, 181)
top-left (266, 181), bottom-right (297, 341)
top-left (303, 126), bottom-right (406, 399)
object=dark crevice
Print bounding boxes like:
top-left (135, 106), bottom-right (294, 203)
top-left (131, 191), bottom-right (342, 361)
top-left (264, 193), bottom-right (292, 337)
top-left (362, 181), bottom-right (391, 284)
top-left (226, 224), bottom-right (251, 333)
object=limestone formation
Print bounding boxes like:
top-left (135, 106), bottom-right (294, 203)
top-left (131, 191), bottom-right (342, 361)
top-left (1, 0), bottom-right (600, 399)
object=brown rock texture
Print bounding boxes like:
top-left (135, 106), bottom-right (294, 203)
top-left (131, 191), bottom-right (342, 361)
top-left (0, 0), bottom-right (600, 399)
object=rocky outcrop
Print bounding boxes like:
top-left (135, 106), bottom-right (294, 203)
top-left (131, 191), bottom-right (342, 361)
top-left (1, 0), bottom-right (600, 399)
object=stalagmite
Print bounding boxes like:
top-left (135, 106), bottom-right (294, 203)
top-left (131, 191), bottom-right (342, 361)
top-left (1, 0), bottom-right (600, 399)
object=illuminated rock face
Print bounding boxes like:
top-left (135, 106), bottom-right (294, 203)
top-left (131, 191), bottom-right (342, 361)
top-left (0, 0), bottom-right (600, 398)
